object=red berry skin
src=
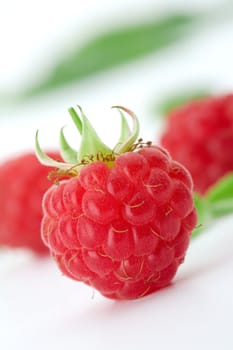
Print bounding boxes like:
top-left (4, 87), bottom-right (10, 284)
top-left (160, 94), bottom-right (233, 194)
top-left (42, 146), bottom-right (197, 299)
top-left (0, 152), bottom-right (61, 254)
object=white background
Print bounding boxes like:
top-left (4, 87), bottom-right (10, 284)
top-left (0, 1), bottom-right (233, 349)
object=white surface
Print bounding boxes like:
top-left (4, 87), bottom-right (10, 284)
top-left (0, 1), bottom-right (233, 349)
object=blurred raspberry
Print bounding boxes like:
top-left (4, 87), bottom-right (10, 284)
top-left (0, 152), bottom-right (61, 254)
top-left (161, 94), bottom-right (233, 194)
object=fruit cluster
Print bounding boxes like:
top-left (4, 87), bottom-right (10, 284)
top-left (41, 144), bottom-right (197, 299)
top-left (33, 106), bottom-right (197, 299)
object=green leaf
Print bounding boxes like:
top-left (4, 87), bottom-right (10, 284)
top-left (191, 193), bottom-right (211, 238)
top-left (191, 173), bottom-right (233, 238)
top-left (22, 14), bottom-right (199, 98)
top-left (206, 172), bottom-right (233, 217)
top-left (156, 88), bottom-right (211, 116)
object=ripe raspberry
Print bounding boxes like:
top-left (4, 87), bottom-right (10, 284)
top-left (160, 94), bottom-right (233, 194)
top-left (37, 106), bottom-right (197, 299)
top-left (0, 152), bottom-right (61, 254)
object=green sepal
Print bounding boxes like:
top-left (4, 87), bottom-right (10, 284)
top-left (112, 106), bottom-right (139, 154)
top-left (59, 127), bottom-right (78, 163)
top-left (114, 109), bottom-right (131, 154)
top-left (68, 107), bottom-right (83, 135)
top-left (74, 106), bottom-right (112, 163)
top-left (35, 130), bottom-right (72, 169)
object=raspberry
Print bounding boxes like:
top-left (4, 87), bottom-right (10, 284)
top-left (37, 106), bottom-right (197, 299)
top-left (0, 152), bottom-right (60, 254)
top-left (160, 94), bottom-right (233, 194)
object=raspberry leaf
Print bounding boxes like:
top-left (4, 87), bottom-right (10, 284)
top-left (192, 193), bottom-right (211, 238)
top-left (206, 172), bottom-right (233, 217)
top-left (192, 173), bottom-right (233, 236)
top-left (20, 14), bottom-right (198, 99)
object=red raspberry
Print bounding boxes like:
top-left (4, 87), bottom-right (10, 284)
top-left (160, 94), bottom-right (233, 194)
top-left (37, 106), bottom-right (197, 299)
top-left (0, 152), bottom-right (60, 254)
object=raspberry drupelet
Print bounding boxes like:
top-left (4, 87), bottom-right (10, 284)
top-left (36, 106), bottom-right (197, 299)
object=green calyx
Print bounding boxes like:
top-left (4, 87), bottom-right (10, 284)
top-left (35, 105), bottom-right (140, 176)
